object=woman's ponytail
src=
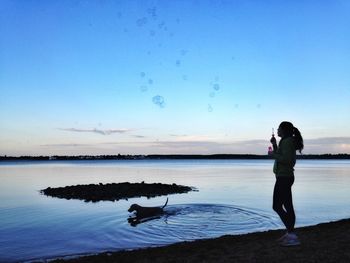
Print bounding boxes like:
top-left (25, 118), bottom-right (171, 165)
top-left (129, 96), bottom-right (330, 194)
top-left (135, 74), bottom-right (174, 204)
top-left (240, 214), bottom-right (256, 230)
top-left (293, 127), bottom-right (304, 153)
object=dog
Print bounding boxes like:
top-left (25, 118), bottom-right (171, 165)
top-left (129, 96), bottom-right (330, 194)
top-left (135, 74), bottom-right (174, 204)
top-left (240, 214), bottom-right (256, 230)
top-left (128, 198), bottom-right (168, 218)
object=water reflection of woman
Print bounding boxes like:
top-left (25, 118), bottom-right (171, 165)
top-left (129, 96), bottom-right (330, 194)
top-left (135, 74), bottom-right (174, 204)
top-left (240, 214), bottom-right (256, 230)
top-left (270, 121), bottom-right (304, 246)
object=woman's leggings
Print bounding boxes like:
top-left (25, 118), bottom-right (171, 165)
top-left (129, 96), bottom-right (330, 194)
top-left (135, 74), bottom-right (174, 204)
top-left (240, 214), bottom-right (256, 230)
top-left (273, 176), bottom-right (295, 232)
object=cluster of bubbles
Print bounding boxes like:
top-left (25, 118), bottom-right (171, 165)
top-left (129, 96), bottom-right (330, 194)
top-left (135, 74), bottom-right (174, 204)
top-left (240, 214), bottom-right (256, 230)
top-left (87, 4), bottom-right (265, 115)
top-left (139, 72), bottom-right (154, 93)
top-left (134, 5), bottom-right (175, 39)
top-left (131, 6), bottom-right (242, 112)
top-left (152, 95), bottom-right (165, 108)
top-left (133, 6), bottom-right (187, 110)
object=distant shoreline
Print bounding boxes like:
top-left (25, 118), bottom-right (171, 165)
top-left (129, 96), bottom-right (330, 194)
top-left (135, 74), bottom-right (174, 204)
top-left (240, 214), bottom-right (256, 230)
top-left (1, 154), bottom-right (350, 161)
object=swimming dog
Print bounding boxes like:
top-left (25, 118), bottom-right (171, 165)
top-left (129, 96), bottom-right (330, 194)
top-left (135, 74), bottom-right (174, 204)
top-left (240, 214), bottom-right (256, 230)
top-left (128, 198), bottom-right (168, 218)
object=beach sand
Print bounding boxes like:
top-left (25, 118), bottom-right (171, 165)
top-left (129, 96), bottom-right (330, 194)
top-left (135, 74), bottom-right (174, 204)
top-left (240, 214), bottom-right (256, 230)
top-left (53, 218), bottom-right (350, 263)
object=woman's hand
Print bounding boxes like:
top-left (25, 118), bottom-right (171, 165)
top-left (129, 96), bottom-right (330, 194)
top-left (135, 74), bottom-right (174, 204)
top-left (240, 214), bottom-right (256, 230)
top-left (270, 136), bottom-right (277, 152)
top-left (270, 136), bottom-right (277, 146)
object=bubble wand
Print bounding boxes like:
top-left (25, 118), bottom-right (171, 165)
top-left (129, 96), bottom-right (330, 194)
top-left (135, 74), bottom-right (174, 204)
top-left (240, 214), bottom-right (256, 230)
top-left (268, 128), bottom-right (274, 155)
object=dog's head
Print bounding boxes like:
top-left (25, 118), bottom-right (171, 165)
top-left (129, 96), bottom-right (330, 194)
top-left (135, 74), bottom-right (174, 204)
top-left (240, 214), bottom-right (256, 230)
top-left (128, 204), bottom-right (140, 213)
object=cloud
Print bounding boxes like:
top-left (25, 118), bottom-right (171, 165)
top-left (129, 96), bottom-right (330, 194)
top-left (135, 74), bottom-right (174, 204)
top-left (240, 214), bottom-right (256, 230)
top-left (41, 143), bottom-right (89, 147)
top-left (305, 137), bottom-right (350, 145)
top-left (95, 139), bottom-right (269, 154)
top-left (36, 137), bottom-right (350, 155)
top-left (133, 135), bottom-right (147, 138)
top-left (58, 128), bottom-right (132, 135)
top-left (304, 137), bottom-right (350, 154)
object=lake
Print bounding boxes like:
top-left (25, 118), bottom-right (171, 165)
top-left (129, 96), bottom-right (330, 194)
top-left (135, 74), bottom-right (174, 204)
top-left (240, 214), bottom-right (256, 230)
top-left (0, 159), bottom-right (349, 262)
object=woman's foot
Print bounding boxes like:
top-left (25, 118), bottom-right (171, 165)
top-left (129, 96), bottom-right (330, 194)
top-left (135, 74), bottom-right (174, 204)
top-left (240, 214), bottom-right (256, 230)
top-left (279, 233), bottom-right (301, 246)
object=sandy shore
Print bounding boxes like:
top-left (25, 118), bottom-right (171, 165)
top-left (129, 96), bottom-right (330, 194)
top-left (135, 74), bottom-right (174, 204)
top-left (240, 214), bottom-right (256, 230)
top-left (53, 218), bottom-right (350, 263)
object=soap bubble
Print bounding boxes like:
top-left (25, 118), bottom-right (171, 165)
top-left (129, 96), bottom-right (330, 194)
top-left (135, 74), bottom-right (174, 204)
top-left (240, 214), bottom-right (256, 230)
top-left (213, 83), bottom-right (220, 91)
top-left (136, 17), bottom-right (148, 27)
top-left (158, 21), bottom-right (166, 29)
top-left (182, 75), bottom-right (188, 80)
top-left (140, 72), bottom-right (146, 78)
top-left (140, 85), bottom-right (148, 92)
top-left (180, 49), bottom-right (188, 56)
top-left (149, 30), bottom-right (156, 37)
top-left (209, 92), bottom-right (215, 98)
top-left (176, 60), bottom-right (181, 66)
top-left (208, 104), bottom-right (213, 112)
top-left (256, 104), bottom-right (261, 108)
top-left (152, 95), bottom-right (165, 108)
top-left (148, 79), bottom-right (153, 85)
top-left (147, 7), bottom-right (157, 19)
top-left (214, 76), bottom-right (220, 82)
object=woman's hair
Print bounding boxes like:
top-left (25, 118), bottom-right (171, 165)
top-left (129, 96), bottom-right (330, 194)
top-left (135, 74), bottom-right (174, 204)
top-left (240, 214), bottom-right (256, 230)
top-left (279, 121), bottom-right (304, 153)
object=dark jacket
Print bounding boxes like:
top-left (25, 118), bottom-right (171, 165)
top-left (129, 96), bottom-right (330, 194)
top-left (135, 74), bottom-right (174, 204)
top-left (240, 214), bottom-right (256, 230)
top-left (273, 137), bottom-right (296, 177)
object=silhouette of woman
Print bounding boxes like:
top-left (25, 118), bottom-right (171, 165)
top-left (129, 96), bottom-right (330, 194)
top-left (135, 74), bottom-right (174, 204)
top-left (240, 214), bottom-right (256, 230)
top-left (270, 121), bottom-right (303, 246)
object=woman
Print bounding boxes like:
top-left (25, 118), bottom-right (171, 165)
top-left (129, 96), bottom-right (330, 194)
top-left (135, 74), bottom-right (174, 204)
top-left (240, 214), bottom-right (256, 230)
top-left (270, 121), bottom-right (303, 246)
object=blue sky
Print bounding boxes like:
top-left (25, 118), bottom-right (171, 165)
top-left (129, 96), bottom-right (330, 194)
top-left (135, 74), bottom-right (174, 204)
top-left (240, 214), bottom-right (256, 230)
top-left (1, 0), bottom-right (350, 156)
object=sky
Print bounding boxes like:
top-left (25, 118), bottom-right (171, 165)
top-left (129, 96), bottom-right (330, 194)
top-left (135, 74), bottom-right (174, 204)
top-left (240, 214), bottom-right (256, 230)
top-left (1, 0), bottom-right (350, 156)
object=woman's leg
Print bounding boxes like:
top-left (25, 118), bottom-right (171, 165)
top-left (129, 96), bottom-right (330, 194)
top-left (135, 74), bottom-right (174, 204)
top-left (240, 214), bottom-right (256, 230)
top-left (273, 176), bottom-right (295, 232)
top-left (283, 176), bottom-right (295, 232)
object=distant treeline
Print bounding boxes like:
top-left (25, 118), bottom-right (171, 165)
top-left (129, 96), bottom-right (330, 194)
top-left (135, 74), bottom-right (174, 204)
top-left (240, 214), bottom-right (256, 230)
top-left (1, 153), bottom-right (350, 161)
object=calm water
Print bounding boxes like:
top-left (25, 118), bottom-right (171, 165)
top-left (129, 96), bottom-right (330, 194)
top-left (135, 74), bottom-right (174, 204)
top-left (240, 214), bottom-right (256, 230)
top-left (0, 159), bottom-right (350, 262)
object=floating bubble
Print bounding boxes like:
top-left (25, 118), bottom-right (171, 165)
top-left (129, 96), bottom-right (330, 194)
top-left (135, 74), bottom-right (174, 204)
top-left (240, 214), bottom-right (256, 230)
top-left (234, 104), bottom-right (239, 108)
top-left (140, 72), bottom-right (146, 78)
top-left (147, 51), bottom-right (151, 55)
top-left (208, 104), bottom-right (213, 112)
top-left (176, 18), bottom-right (180, 23)
top-left (209, 92), bottom-right (215, 98)
top-left (147, 7), bottom-right (157, 19)
top-left (213, 83), bottom-right (220, 91)
top-left (182, 75), bottom-right (188, 81)
top-left (140, 85), bottom-right (148, 92)
top-left (148, 79), bottom-right (153, 85)
top-left (180, 49), bottom-right (188, 56)
top-left (214, 76), bottom-right (220, 82)
top-left (136, 17), bottom-right (148, 27)
top-left (152, 95), bottom-right (165, 108)
top-left (231, 56), bottom-right (235, 60)
top-left (158, 21), bottom-right (166, 29)
top-left (176, 60), bottom-right (181, 66)
top-left (149, 30), bottom-right (156, 37)
top-left (256, 104), bottom-right (261, 108)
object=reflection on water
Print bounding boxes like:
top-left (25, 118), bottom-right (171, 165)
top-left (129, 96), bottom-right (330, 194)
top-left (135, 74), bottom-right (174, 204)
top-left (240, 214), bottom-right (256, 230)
top-left (0, 160), bottom-right (350, 262)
